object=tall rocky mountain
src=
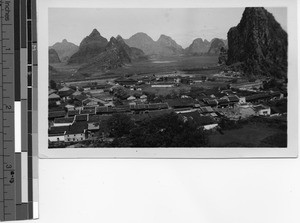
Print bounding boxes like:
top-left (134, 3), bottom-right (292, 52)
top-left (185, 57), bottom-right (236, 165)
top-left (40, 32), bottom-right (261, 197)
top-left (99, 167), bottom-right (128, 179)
top-left (207, 38), bottom-right (226, 55)
top-left (49, 39), bottom-right (79, 62)
top-left (68, 29), bottom-right (108, 64)
top-left (227, 7), bottom-right (288, 77)
top-left (185, 38), bottom-right (210, 55)
top-left (125, 33), bottom-right (183, 57)
top-left (49, 49), bottom-right (61, 64)
top-left (124, 32), bottom-right (157, 55)
top-left (156, 34), bottom-right (184, 56)
top-left (77, 35), bottom-right (146, 74)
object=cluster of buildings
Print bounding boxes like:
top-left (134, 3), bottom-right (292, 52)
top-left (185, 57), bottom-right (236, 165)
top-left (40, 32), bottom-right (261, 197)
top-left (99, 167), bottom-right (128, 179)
top-left (48, 76), bottom-right (285, 146)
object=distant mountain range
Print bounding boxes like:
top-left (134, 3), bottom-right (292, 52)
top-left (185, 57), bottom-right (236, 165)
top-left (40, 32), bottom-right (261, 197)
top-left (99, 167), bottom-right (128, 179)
top-left (184, 38), bottom-right (227, 56)
top-left (77, 35), bottom-right (147, 74)
top-left (49, 30), bottom-right (228, 67)
top-left (49, 7), bottom-right (287, 78)
top-left (227, 7), bottom-right (287, 77)
top-left (184, 38), bottom-right (210, 55)
top-left (125, 33), bottom-right (226, 57)
top-left (49, 39), bottom-right (79, 62)
top-left (207, 38), bottom-right (226, 55)
top-left (124, 33), bottom-right (184, 57)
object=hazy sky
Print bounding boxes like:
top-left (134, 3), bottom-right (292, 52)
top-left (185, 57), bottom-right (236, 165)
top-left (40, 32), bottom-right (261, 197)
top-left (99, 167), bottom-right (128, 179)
top-left (49, 8), bottom-right (287, 48)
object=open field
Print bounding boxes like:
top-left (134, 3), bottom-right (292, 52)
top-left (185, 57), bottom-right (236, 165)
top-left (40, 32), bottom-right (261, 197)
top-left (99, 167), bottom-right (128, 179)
top-left (208, 122), bottom-right (287, 147)
top-left (50, 55), bottom-right (220, 82)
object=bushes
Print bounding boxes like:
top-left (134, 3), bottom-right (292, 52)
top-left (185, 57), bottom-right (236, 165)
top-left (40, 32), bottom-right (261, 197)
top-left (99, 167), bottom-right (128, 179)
top-left (219, 118), bottom-right (242, 130)
top-left (105, 113), bottom-right (209, 147)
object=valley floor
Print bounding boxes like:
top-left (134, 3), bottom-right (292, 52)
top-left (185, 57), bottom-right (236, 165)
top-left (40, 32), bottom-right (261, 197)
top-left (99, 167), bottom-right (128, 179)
top-left (48, 55), bottom-right (288, 148)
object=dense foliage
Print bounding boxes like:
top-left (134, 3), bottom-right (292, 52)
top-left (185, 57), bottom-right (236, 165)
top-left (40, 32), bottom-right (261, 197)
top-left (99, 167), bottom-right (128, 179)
top-left (106, 113), bottom-right (209, 147)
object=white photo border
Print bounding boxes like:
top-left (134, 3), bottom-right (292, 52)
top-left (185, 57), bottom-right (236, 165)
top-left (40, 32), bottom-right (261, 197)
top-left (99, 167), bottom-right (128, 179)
top-left (38, 0), bottom-right (298, 158)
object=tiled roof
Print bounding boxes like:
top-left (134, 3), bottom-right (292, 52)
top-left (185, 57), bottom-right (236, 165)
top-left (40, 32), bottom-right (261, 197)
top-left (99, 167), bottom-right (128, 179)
top-left (227, 95), bottom-right (240, 102)
top-left (58, 86), bottom-right (71, 92)
top-left (127, 96), bottom-right (136, 100)
top-left (149, 103), bottom-right (168, 109)
top-left (206, 99), bottom-right (218, 106)
top-left (148, 109), bottom-right (174, 118)
top-left (48, 126), bottom-right (69, 135)
top-left (253, 104), bottom-right (270, 112)
top-left (74, 114), bottom-right (89, 122)
top-left (58, 90), bottom-right (74, 98)
top-left (216, 98), bottom-right (229, 105)
top-left (54, 117), bottom-right (74, 124)
top-left (83, 106), bottom-right (97, 110)
top-left (49, 93), bottom-right (60, 99)
top-left (68, 110), bottom-right (80, 117)
top-left (88, 115), bottom-right (112, 123)
top-left (245, 93), bottom-right (270, 101)
top-left (129, 103), bottom-right (169, 110)
top-left (49, 89), bottom-right (57, 95)
top-left (65, 122), bottom-right (88, 135)
top-left (74, 94), bottom-right (88, 101)
top-left (165, 99), bottom-right (196, 108)
top-left (96, 106), bottom-right (114, 114)
top-left (113, 106), bottom-right (131, 113)
top-left (49, 106), bottom-right (65, 112)
top-left (72, 91), bottom-right (82, 96)
top-left (80, 109), bottom-right (96, 115)
top-left (199, 106), bottom-right (214, 113)
top-left (49, 111), bottom-right (66, 119)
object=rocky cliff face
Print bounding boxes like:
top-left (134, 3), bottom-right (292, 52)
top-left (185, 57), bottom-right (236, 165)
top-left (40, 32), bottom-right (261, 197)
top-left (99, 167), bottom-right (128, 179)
top-left (68, 29), bottom-right (108, 64)
top-left (49, 49), bottom-right (61, 64)
top-left (50, 39), bottom-right (79, 62)
top-left (207, 38), bottom-right (226, 55)
top-left (218, 47), bottom-right (228, 64)
top-left (185, 38), bottom-right (210, 55)
top-left (77, 35), bottom-right (146, 74)
top-left (115, 35), bottom-right (147, 61)
top-left (227, 7), bottom-right (287, 78)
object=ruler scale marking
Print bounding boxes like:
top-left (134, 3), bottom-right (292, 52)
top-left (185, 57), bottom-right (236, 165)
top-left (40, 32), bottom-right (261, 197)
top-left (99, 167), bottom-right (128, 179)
top-left (14, 0), bottom-right (20, 102)
top-left (1, 0), bottom-right (37, 221)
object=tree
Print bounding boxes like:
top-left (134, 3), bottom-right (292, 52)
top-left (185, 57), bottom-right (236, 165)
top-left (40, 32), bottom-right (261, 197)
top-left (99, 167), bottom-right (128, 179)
top-left (263, 79), bottom-right (283, 90)
top-left (113, 98), bottom-right (123, 106)
top-left (49, 80), bottom-right (57, 90)
top-left (231, 78), bottom-right (238, 83)
top-left (107, 114), bottom-right (135, 138)
top-left (144, 92), bottom-right (155, 102)
top-left (128, 113), bottom-right (208, 147)
top-left (188, 86), bottom-right (204, 99)
top-left (113, 87), bottom-right (129, 100)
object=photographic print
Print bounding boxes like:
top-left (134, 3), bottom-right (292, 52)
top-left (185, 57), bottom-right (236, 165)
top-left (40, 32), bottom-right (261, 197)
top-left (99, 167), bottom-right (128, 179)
top-left (47, 7), bottom-right (289, 149)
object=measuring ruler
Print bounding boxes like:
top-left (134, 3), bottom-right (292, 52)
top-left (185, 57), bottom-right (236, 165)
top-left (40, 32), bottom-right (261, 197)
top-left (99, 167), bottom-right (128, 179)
top-left (0, 0), bottom-right (38, 221)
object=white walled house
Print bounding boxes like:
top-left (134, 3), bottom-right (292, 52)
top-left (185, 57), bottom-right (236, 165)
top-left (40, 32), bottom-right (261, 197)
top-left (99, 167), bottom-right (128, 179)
top-left (203, 123), bottom-right (219, 131)
top-left (64, 123), bottom-right (88, 142)
top-left (239, 97), bottom-right (246, 104)
top-left (49, 134), bottom-right (65, 142)
top-left (151, 84), bottom-right (174, 88)
top-left (53, 117), bottom-right (75, 127)
top-left (48, 126), bottom-right (69, 142)
top-left (253, 105), bottom-right (271, 116)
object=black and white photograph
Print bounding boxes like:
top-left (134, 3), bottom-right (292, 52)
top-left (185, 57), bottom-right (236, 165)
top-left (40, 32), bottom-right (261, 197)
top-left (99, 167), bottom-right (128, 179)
top-left (47, 7), bottom-right (290, 149)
